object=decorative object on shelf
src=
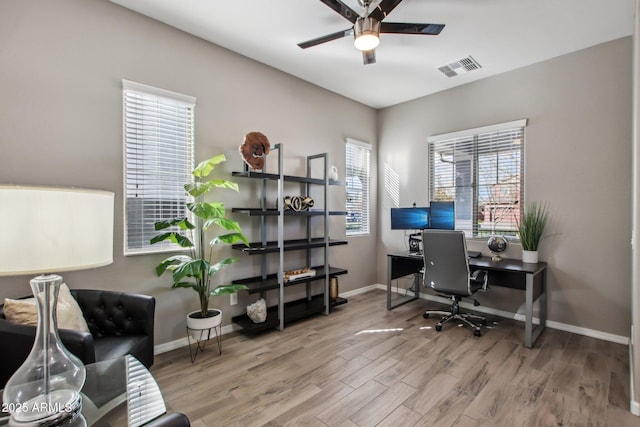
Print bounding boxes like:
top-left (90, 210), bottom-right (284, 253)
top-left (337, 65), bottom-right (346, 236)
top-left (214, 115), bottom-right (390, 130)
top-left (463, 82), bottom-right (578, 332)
top-left (329, 165), bottom-right (339, 181)
top-left (239, 131), bottom-right (271, 170)
top-left (517, 201), bottom-right (550, 264)
top-left (151, 154), bottom-right (250, 346)
top-left (330, 277), bottom-right (339, 301)
top-left (284, 267), bottom-right (316, 282)
top-left (283, 195), bottom-right (314, 212)
top-left (487, 235), bottom-right (508, 261)
top-left (0, 186), bottom-right (114, 425)
top-left (246, 298), bottom-right (267, 323)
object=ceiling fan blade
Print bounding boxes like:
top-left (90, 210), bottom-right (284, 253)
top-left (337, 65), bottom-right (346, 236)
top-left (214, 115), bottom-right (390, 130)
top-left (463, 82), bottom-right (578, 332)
top-left (362, 49), bottom-right (376, 65)
top-left (318, 0), bottom-right (359, 24)
top-left (369, 0), bottom-right (404, 21)
top-left (380, 22), bottom-right (445, 35)
top-left (298, 28), bottom-right (354, 49)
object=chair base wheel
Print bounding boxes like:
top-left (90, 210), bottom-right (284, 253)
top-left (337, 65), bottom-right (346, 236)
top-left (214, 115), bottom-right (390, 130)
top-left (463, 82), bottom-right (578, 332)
top-left (474, 329), bottom-right (481, 337)
top-left (423, 313), bottom-right (429, 319)
top-left (435, 324), bottom-right (442, 332)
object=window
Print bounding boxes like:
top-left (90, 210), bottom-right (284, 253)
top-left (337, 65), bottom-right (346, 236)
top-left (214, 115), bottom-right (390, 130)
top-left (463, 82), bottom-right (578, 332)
top-left (122, 80), bottom-right (195, 255)
top-left (345, 138), bottom-right (371, 235)
top-left (428, 119), bottom-right (526, 238)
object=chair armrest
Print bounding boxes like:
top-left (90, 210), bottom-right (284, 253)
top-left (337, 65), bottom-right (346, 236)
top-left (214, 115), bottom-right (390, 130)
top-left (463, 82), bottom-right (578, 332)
top-left (59, 328), bottom-right (96, 364)
top-left (71, 290), bottom-right (155, 339)
top-left (145, 413), bottom-right (191, 427)
top-left (0, 315), bottom-right (96, 388)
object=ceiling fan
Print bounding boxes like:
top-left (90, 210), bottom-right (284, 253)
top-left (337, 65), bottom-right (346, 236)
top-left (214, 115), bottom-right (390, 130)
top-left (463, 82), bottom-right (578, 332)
top-left (297, 0), bottom-right (445, 65)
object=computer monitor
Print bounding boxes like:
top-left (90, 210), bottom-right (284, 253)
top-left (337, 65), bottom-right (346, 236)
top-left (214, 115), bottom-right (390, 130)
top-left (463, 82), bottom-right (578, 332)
top-left (390, 207), bottom-right (430, 230)
top-left (429, 201), bottom-right (455, 230)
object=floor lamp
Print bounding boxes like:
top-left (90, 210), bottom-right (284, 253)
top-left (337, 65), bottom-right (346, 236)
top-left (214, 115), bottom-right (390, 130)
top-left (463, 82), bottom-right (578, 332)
top-left (0, 186), bottom-right (114, 426)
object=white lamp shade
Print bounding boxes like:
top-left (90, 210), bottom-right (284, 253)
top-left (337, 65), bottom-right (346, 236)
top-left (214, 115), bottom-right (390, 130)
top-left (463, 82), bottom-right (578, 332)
top-left (0, 186), bottom-right (114, 276)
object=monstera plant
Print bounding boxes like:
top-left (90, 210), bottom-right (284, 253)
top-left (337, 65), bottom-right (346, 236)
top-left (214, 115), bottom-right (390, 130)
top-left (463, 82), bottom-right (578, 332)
top-left (151, 154), bottom-right (249, 326)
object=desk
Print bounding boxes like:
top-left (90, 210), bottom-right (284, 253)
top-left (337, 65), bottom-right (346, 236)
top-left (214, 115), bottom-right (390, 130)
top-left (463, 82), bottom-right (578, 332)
top-left (0, 355), bottom-right (166, 426)
top-left (387, 253), bottom-right (548, 348)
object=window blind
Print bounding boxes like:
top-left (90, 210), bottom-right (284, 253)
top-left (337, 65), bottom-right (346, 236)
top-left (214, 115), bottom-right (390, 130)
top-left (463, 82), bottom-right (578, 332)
top-left (428, 120), bottom-right (526, 237)
top-left (345, 138), bottom-right (371, 236)
top-left (122, 80), bottom-right (195, 255)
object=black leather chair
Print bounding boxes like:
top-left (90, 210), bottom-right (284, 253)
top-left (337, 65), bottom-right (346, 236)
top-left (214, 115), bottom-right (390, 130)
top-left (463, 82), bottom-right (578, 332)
top-left (422, 229), bottom-right (488, 336)
top-left (0, 289), bottom-right (155, 388)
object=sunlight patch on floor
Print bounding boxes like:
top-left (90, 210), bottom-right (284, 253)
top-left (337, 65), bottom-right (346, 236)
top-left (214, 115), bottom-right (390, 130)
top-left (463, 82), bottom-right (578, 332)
top-left (355, 328), bottom-right (403, 335)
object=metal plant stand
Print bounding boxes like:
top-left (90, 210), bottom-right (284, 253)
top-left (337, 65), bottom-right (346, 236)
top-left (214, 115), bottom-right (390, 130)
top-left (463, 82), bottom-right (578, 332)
top-left (186, 325), bottom-right (222, 363)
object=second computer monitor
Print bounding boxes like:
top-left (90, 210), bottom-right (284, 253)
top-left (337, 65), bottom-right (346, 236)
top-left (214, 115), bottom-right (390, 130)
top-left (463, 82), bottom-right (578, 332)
top-left (390, 207), bottom-right (430, 230)
top-left (429, 201), bottom-right (455, 230)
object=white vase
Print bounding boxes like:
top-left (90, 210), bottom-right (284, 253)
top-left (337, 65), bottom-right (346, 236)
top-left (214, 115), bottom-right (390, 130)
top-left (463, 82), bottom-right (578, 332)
top-left (522, 250), bottom-right (539, 264)
top-left (328, 165), bottom-right (339, 181)
top-left (186, 309), bottom-right (222, 339)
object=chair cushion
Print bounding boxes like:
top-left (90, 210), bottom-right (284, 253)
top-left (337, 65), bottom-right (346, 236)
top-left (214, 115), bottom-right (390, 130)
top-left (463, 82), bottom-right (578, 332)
top-left (3, 283), bottom-right (89, 332)
top-left (93, 335), bottom-right (152, 365)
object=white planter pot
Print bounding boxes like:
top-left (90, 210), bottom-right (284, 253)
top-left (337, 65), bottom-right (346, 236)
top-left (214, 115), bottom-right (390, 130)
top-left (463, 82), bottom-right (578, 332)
top-left (522, 250), bottom-right (539, 264)
top-left (186, 309), bottom-right (222, 332)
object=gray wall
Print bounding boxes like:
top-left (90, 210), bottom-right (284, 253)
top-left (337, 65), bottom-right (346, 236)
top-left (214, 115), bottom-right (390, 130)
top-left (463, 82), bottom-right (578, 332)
top-left (0, 0), bottom-right (633, 347)
top-left (378, 37), bottom-right (633, 338)
top-left (0, 0), bottom-right (378, 346)
top-left (632, 0), bottom-right (639, 409)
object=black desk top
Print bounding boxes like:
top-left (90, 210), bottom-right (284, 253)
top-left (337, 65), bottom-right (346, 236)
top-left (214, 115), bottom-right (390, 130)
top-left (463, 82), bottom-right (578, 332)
top-left (469, 256), bottom-right (547, 274)
top-left (388, 252), bottom-right (547, 275)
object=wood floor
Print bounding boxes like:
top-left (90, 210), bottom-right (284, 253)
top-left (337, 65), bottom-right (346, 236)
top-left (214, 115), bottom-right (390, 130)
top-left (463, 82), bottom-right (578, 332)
top-left (151, 289), bottom-right (638, 426)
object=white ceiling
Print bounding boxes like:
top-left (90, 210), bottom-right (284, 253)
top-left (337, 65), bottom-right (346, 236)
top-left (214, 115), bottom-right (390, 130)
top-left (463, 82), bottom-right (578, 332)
top-left (110, 0), bottom-right (635, 109)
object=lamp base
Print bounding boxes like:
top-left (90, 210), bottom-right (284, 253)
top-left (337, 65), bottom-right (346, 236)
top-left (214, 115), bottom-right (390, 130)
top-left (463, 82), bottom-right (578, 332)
top-left (2, 275), bottom-right (86, 426)
top-left (8, 390), bottom-right (82, 427)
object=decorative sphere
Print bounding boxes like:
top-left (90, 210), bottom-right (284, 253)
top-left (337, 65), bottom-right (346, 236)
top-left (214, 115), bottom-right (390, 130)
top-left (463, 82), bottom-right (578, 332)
top-left (487, 236), bottom-right (508, 254)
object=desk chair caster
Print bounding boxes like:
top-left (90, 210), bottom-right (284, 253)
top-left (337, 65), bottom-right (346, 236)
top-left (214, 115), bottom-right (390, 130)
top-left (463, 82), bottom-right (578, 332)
top-left (423, 304), bottom-right (486, 337)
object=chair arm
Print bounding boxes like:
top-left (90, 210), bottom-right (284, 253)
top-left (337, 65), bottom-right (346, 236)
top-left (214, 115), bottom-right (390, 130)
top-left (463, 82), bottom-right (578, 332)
top-left (0, 314), bottom-right (95, 388)
top-left (71, 290), bottom-right (155, 339)
top-left (145, 413), bottom-right (191, 427)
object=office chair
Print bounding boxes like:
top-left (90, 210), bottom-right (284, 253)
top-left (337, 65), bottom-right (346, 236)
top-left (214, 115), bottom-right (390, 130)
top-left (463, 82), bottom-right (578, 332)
top-left (421, 230), bottom-right (488, 336)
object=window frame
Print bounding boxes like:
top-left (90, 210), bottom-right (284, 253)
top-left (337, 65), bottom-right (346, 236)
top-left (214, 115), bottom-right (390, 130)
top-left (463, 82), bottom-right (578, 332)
top-left (345, 138), bottom-right (372, 236)
top-left (122, 80), bottom-right (196, 255)
top-left (427, 119), bottom-right (527, 239)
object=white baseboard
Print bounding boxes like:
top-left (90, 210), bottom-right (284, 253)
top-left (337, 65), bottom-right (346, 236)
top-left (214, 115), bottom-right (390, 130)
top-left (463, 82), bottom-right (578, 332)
top-left (154, 286), bottom-right (377, 355)
top-left (376, 283), bottom-right (631, 345)
top-left (340, 284), bottom-right (379, 298)
top-left (154, 283), bottom-right (630, 355)
top-left (631, 400), bottom-right (640, 416)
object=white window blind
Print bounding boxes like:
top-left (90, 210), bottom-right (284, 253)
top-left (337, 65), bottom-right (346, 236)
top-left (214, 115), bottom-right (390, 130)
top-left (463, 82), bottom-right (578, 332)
top-left (428, 119), bottom-right (526, 237)
top-left (345, 138), bottom-right (371, 236)
top-left (122, 80), bottom-right (195, 255)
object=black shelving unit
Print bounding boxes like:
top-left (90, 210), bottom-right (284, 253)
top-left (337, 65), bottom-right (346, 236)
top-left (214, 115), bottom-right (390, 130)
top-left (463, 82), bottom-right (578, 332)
top-left (231, 144), bottom-right (348, 332)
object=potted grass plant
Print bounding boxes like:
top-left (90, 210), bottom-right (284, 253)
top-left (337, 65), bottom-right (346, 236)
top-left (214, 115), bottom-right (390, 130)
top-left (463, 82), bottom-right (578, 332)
top-left (517, 201), bottom-right (549, 263)
top-left (151, 154), bottom-right (249, 331)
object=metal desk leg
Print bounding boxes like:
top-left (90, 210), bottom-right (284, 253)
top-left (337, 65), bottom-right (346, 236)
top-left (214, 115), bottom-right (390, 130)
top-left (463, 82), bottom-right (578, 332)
top-left (387, 256), bottom-right (420, 310)
top-left (525, 273), bottom-right (534, 348)
top-left (387, 256), bottom-right (392, 310)
top-left (525, 270), bottom-right (547, 348)
top-left (540, 268), bottom-right (548, 328)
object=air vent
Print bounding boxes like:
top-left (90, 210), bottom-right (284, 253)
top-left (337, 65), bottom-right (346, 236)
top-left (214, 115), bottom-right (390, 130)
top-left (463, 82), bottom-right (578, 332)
top-left (438, 55), bottom-right (482, 78)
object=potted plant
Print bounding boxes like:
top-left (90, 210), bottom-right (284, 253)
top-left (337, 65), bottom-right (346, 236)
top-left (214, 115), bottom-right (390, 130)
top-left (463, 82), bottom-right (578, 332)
top-left (517, 201), bottom-right (549, 263)
top-left (151, 154), bottom-right (249, 332)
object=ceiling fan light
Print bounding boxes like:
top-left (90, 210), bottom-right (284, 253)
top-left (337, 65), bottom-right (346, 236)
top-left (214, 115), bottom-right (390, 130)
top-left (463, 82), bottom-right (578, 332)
top-left (354, 17), bottom-right (380, 51)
